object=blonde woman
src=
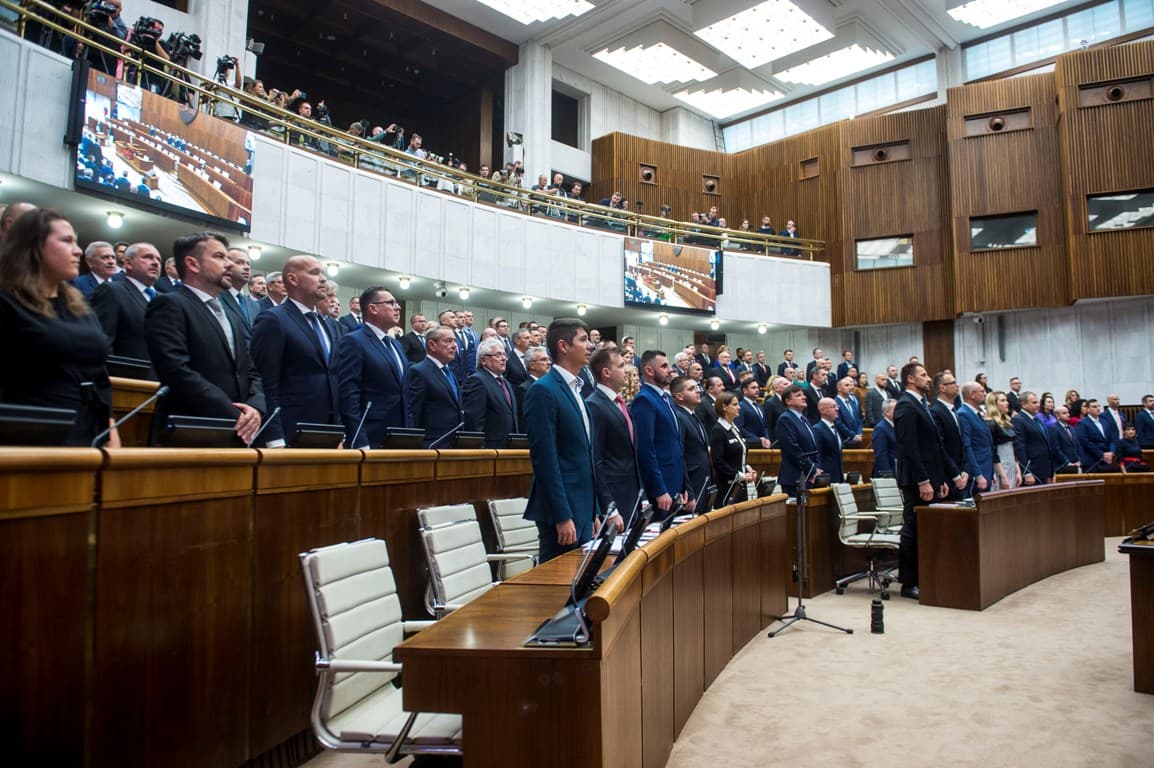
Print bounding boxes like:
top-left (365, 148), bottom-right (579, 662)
top-left (985, 390), bottom-right (1020, 488)
top-left (622, 365), bottom-right (641, 403)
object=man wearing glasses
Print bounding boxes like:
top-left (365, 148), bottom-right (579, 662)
top-left (462, 338), bottom-right (518, 448)
top-left (335, 286), bottom-right (407, 448)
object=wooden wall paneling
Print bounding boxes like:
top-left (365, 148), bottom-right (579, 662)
top-left (730, 500), bottom-right (763, 651)
top-left (109, 377), bottom-right (159, 447)
top-left (93, 449), bottom-right (258, 768)
top-left (759, 496), bottom-right (790, 624)
top-left (670, 517), bottom-right (706, 736)
top-left (360, 450), bottom-right (439, 619)
top-left (922, 319), bottom-right (957, 376)
top-left (838, 107), bottom-right (954, 326)
top-left (701, 508), bottom-right (734, 687)
top-left (1055, 40), bottom-right (1154, 300)
top-left (639, 533), bottom-right (676, 768)
top-left (248, 450), bottom-right (362, 758)
top-left (434, 449), bottom-right (497, 506)
top-left (946, 74), bottom-right (1069, 312)
top-left (0, 449), bottom-right (101, 766)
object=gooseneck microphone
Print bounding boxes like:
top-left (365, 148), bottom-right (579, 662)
top-left (91, 385), bottom-right (170, 447)
top-left (427, 421), bottom-right (465, 449)
top-left (348, 400), bottom-right (373, 449)
top-left (245, 405), bottom-right (281, 448)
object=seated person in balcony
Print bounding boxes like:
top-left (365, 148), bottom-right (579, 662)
top-left (548, 172), bottom-right (568, 198)
top-left (781, 219), bottom-right (801, 256)
top-left (757, 215), bottom-right (776, 236)
top-left (705, 206), bottom-right (720, 227)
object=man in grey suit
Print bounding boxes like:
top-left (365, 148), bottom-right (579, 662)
top-left (585, 347), bottom-right (638, 526)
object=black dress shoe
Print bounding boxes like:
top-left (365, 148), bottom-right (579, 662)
top-left (900, 585), bottom-right (920, 600)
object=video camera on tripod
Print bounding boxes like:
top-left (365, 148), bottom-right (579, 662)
top-left (165, 31), bottom-right (202, 64)
top-left (131, 17), bottom-right (164, 49)
top-left (83, 0), bottom-right (119, 27)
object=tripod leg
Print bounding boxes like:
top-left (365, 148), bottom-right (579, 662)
top-left (804, 615), bottom-right (854, 634)
top-left (768, 616), bottom-right (801, 638)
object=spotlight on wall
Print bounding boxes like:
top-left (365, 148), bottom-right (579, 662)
top-left (521, 296), bottom-right (533, 310)
top-left (458, 286), bottom-right (471, 301)
top-left (326, 262), bottom-right (340, 277)
top-left (247, 244), bottom-right (262, 261)
top-left (709, 318), bottom-right (720, 330)
top-left (576, 304), bottom-right (587, 316)
top-left (757, 323), bottom-right (768, 334)
top-left (106, 211), bottom-right (124, 229)
top-left (398, 275), bottom-right (411, 289)
top-left (658, 313), bottom-right (669, 326)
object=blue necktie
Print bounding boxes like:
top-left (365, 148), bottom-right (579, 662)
top-left (143, 286), bottom-right (156, 301)
top-left (442, 365), bottom-right (458, 401)
top-left (237, 293), bottom-right (250, 323)
top-left (307, 312), bottom-right (331, 362)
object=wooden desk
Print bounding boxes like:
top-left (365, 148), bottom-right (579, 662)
top-left (394, 496), bottom-right (789, 768)
top-left (109, 376), bottom-right (160, 447)
top-left (1054, 472), bottom-right (1154, 536)
top-left (917, 481), bottom-right (1105, 610)
top-left (1120, 541), bottom-right (1154, 694)
top-left (784, 484), bottom-right (875, 598)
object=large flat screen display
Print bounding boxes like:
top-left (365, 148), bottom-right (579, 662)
top-left (623, 237), bottom-right (718, 315)
top-left (73, 67), bottom-right (254, 231)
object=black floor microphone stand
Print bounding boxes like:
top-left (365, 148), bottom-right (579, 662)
top-left (769, 458), bottom-right (853, 638)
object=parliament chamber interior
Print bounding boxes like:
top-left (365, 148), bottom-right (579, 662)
top-left (3, 0), bottom-right (1154, 766)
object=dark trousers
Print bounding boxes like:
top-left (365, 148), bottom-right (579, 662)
top-left (536, 518), bottom-right (593, 564)
top-left (899, 485), bottom-right (920, 587)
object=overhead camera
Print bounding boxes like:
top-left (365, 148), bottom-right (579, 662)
top-left (973, 315), bottom-right (984, 325)
top-left (84, 0), bottom-right (119, 26)
top-left (165, 31), bottom-right (203, 62)
top-left (433, 281), bottom-right (448, 299)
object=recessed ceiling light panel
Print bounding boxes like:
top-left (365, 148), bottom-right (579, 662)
top-left (695, 0), bottom-right (835, 70)
top-left (474, 0), bottom-right (593, 25)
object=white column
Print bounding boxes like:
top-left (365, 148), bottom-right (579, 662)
top-left (504, 40), bottom-right (552, 179)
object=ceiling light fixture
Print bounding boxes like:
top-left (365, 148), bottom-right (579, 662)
top-left (326, 262), bottom-right (340, 277)
top-left (521, 296), bottom-right (533, 310)
top-left (757, 323), bottom-right (768, 334)
top-left (474, 0), bottom-right (593, 25)
top-left (674, 70), bottom-right (783, 119)
top-left (106, 211), bottom-right (124, 229)
top-left (576, 304), bottom-right (587, 316)
top-left (247, 245), bottom-right (262, 261)
top-left (458, 286), bottom-right (471, 301)
top-left (775, 44), bottom-right (894, 86)
top-left (592, 20), bottom-right (720, 85)
top-left (946, 0), bottom-right (1066, 29)
top-left (694, 0), bottom-right (835, 70)
top-left (398, 275), bottom-right (411, 289)
top-left (709, 318), bottom-right (720, 330)
top-left (658, 313), bottom-right (669, 326)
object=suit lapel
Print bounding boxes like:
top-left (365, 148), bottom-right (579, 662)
top-left (365, 327), bottom-right (402, 385)
top-left (285, 303), bottom-right (330, 365)
top-left (549, 368), bottom-right (588, 447)
top-left (181, 287), bottom-right (234, 361)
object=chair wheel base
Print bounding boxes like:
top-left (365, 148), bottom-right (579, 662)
top-left (835, 586), bottom-right (845, 595)
top-left (881, 590), bottom-right (890, 600)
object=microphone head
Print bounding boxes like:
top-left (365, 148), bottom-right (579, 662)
top-left (156, 385), bottom-right (171, 397)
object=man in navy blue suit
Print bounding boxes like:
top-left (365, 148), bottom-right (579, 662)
top-left (871, 399), bottom-right (898, 477)
top-left (523, 318), bottom-right (600, 562)
top-left (836, 350), bottom-right (858, 382)
top-left (833, 375), bottom-right (864, 446)
top-left (736, 377), bottom-right (771, 447)
top-left (1135, 394), bottom-right (1154, 448)
top-left (584, 347), bottom-right (638, 529)
top-left (1074, 399), bottom-right (1122, 472)
top-left (404, 325), bottom-right (465, 448)
top-left (671, 376), bottom-right (711, 507)
top-left (775, 384), bottom-right (819, 497)
top-left (334, 286), bottom-right (407, 448)
top-left (1047, 405), bottom-right (1082, 474)
top-left (462, 337), bottom-right (518, 448)
top-left (73, 241), bottom-right (119, 299)
top-left (957, 382), bottom-right (1002, 489)
top-left (337, 297), bottom-right (363, 334)
top-left (930, 371), bottom-right (970, 498)
top-left (813, 397), bottom-right (844, 483)
top-left (1013, 391), bottom-right (1053, 485)
top-left (250, 255), bottom-right (341, 447)
top-left (631, 350), bottom-right (693, 519)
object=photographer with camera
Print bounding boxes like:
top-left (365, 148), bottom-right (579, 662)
top-left (206, 54), bottom-right (243, 122)
top-left (76, 0), bottom-right (130, 75)
top-left (122, 16), bottom-right (170, 93)
top-left (289, 97), bottom-right (336, 156)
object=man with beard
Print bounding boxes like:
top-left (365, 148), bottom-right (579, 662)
top-left (630, 350), bottom-right (693, 520)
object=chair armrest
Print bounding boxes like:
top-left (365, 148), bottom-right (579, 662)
top-left (316, 656), bottom-right (403, 674)
top-left (402, 620), bottom-right (435, 633)
top-left (435, 603), bottom-right (466, 618)
top-left (487, 552), bottom-right (537, 563)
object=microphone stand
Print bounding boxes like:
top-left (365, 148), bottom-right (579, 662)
top-left (348, 400), bottom-right (373, 449)
top-left (769, 454), bottom-right (853, 638)
top-left (91, 385), bottom-right (170, 447)
top-left (427, 421), bottom-right (464, 449)
top-left (245, 406), bottom-right (280, 448)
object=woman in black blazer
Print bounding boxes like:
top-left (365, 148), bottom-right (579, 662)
top-left (710, 391), bottom-right (756, 505)
top-left (0, 208), bottom-right (116, 446)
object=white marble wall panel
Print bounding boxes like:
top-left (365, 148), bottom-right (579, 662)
top-left (0, 31), bottom-right (72, 187)
top-left (318, 162), bottom-right (352, 259)
top-left (349, 174), bottom-right (384, 268)
top-left (382, 182), bottom-right (415, 275)
top-left (497, 214), bottom-right (528, 297)
top-left (414, 191), bottom-right (445, 279)
top-left (283, 151), bottom-right (321, 253)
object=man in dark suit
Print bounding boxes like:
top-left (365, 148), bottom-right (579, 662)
top-left (400, 312), bottom-right (429, 363)
top-left (894, 363), bottom-right (966, 600)
top-left (753, 352), bottom-right (771, 388)
top-left (256, 271), bottom-right (286, 313)
top-left (1012, 390), bottom-right (1053, 485)
top-left (73, 241), bottom-right (119, 299)
top-left (884, 365), bottom-right (902, 399)
top-left (694, 342), bottom-right (712, 370)
top-left (337, 297), bottom-right (363, 334)
top-left (1047, 405), bottom-right (1082, 474)
top-left (404, 325), bottom-right (464, 448)
top-left (1103, 394), bottom-right (1127, 438)
top-left (334, 286), bottom-right (407, 448)
top-left (145, 232), bottom-right (265, 445)
top-left (697, 375), bottom-right (724, 431)
top-left (736, 377), bottom-right (770, 447)
top-left (219, 248), bottom-right (260, 334)
top-left (92, 242), bottom-right (162, 374)
top-left (250, 255), bottom-right (341, 447)
top-left (458, 309), bottom-right (479, 375)
top-left (957, 382), bottom-right (1001, 489)
top-left (1007, 378), bottom-right (1023, 413)
top-left (813, 397), bottom-right (844, 483)
top-left (804, 347), bottom-right (824, 382)
top-left (504, 328), bottom-right (532, 388)
top-left (1074, 399), bottom-right (1121, 472)
top-left (516, 345), bottom-right (551, 426)
top-left (631, 350), bottom-right (692, 519)
top-left (775, 384), bottom-right (819, 497)
top-left (871, 399), bottom-right (898, 477)
top-left (1135, 394), bottom-right (1154, 448)
top-left (585, 348), bottom-right (640, 526)
top-left (763, 376), bottom-right (788, 441)
top-left (523, 318), bottom-right (601, 562)
top-left (804, 366), bottom-right (826, 422)
top-left (836, 350), bottom-right (858, 382)
top-left (929, 371), bottom-right (970, 498)
top-left (672, 376), bottom-right (711, 507)
top-left (777, 348), bottom-right (798, 377)
top-left (833, 375), bottom-right (863, 446)
top-left (462, 338), bottom-right (518, 448)
top-left (864, 374), bottom-right (889, 428)
top-left (153, 256), bottom-right (180, 293)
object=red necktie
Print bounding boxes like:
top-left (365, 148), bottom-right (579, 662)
top-left (615, 395), bottom-right (635, 444)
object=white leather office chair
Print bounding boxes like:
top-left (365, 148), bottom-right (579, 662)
top-left (417, 503), bottom-right (534, 617)
top-left (486, 497), bottom-right (539, 579)
top-left (831, 483), bottom-right (901, 599)
top-left (299, 538), bottom-right (461, 762)
top-left (870, 476), bottom-right (904, 533)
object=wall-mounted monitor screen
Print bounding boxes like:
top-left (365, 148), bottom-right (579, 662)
top-left (1087, 190), bottom-right (1154, 231)
top-left (855, 236), bottom-right (913, 271)
top-left (971, 212), bottom-right (1038, 250)
top-left (624, 238), bottom-right (718, 316)
top-left (73, 67), bottom-right (254, 231)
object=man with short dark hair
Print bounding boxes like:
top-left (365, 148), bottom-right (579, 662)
top-left (92, 242), bottom-right (162, 374)
top-left (405, 325), bottom-right (464, 447)
top-left (1007, 377), bottom-right (1023, 413)
top-left (871, 399), bottom-right (898, 478)
top-left (776, 384), bottom-right (819, 497)
top-left (220, 248), bottom-right (259, 332)
top-left (257, 271), bottom-right (286, 312)
top-left (777, 348), bottom-right (797, 377)
top-left (698, 375), bottom-right (724, 430)
top-left (671, 376), bottom-right (710, 506)
top-left (335, 286), bottom-right (407, 448)
top-left (930, 371), bottom-right (969, 497)
top-left (250, 255), bottom-right (341, 447)
top-left (805, 347), bottom-right (824, 381)
top-left (462, 338), bottom-right (518, 448)
top-left (401, 313), bottom-right (429, 363)
top-left (145, 232), bottom-right (265, 445)
top-left (836, 350), bottom-right (857, 382)
top-left (737, 377), bottom-right (771, 448)
top-left (338, 296), bottom-right (363, 334)
top-left (523, 319), bottom-right (599, 562)
top-left (1074, 399), bottom-right (1121, 472)
top-left (505, 328), bottom-right (532, 387)
top-left (753, 351), bottom-right (770, 388)
top-left (813, 397), bottom-right (844, 484)
top-left (585, 347), bottom-right (637, 528)
top-left (247, 273), bottom-right (267, 300)
top-left (804, 365), bottom-right (827, 422)
top-left (1013, 390), bottom-right (1053, 485)
top-left (631, 350), bottom-right (692, 519)
top-left (1136, 394), bottom-right (1154, 448)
